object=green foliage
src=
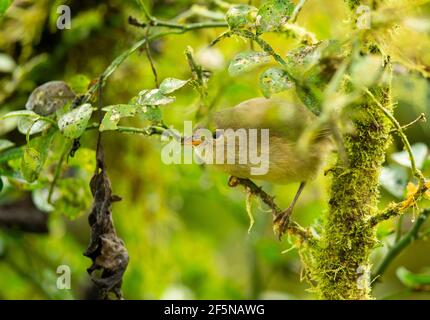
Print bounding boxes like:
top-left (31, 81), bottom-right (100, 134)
top-left (225, 5), bottom-right (257, 30)
top-left (100, 104), bottom-right (139, 131)
top-left (256, 0), bottom-right (295, 34)
top-left (397, 267), bottom-right (430, 290)
top-left (21, 131), bottom-right (54, 183)
top-left (68, 74), bottom-right (91, 95)
top-left (259, 67), bottom-right (294, 98)
top-left (0, 0), bottom-right (429, 301)
top-left (159, 78), bottom-right (189, 94)
top-left (228, 51), bottom-right (271, 76)
top-left (0, 0), bottom-right (11, 17)
top-left (58, 103), bottom-right (93, 139)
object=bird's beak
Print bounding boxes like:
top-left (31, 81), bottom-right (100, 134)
top-left (183, 136), bottom-right (203, 146)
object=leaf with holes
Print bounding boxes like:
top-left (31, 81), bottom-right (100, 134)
top-left (58, 103), bottom-right (93, 139)
top-left (137, 89), bottom-right (175, 106)
top-left (256, 0), bottom-right (295, 34)
top-left (159, 78), bottom-right (189, 94)
top-left (259, 67), bottom-right (294, 98)
top-left (140, 105), bottom-right (163, 122)
top-left (228, 51), bottom-right (271, 76)
top-left (100, 104), bottom-right (138, 132)
top-left (226, 4), bottom-right (258, 30)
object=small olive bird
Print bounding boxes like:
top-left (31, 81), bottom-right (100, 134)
top-left (188, 97), bottom-right (332, 237)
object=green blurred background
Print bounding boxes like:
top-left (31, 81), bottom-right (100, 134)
top-left (0, 0), bottom-right (429, 299)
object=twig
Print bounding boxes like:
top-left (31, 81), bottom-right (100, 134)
top-left (185, 47), bottom-right (210, 120)
top-left (289, 0), bottom-right (307, 23)
top-left (83, 20), bottom-right (227, 104)
top-left (233, 29), bottom-right (289, 67)
top-left (227, 176), bottom-right (314, 242)
top-left (372, 208), bottom-right (430, 282)
top-left (144, 26), bottom-right (159, 88)
top-left (390, 113), bottom-right (426, 133)
top-left (364, 87), bottom-right (429, 226)
top-left (364, 88), bottom-right (425, 182)
top-left (47, 140), bottom-right (72, 204)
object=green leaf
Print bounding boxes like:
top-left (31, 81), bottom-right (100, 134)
top-left (0, 146), bottom-right (23, 164)
top-left (137, 89), bottom-right (175, 106)
top-left (100, 104), bottom-right (138, 132)
top-left (226, 5), bottom-right (258, 30)
top-left (380, 164), bottom-right (408, 198)
top-left (256, 0), bottom-right (295, 34)
top-left (21, 147), bottom-right (42, 183)
top-left (1, 110), bottom-right (39, 119)
top-left (159, 78), bottom-right (189, 94)
top-left (20, 131), bottom-right (55, 183)
top-left (140, 105), bottom-right (162, 122)
top-left (391, 143), bottom-right (428, 170)
top-left (295, 83), bottom-right (323, 116)
top-left (0, 176), bottom-right (3, 192)
top-left (228, 51), bottom-right (271, 76)
top-left (68, 74), bottom-right (91, 95)
top-left (0, 0), bottom-right (12, 17)
top-left (58, 103), bottom-right (93, 139)
top-left (55, 177), bottom-right (92, 219)
top-left (17, 117), bottom-right (51, 136)
top-left (0, 139), bottom-right (14, 152)
top-left (259, 67), bottom-right (294, 98)
top-left (396, 267), bottom-right (430, 290)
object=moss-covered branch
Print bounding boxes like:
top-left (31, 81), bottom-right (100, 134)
top-left (300, 0), bottom-right (393, 300)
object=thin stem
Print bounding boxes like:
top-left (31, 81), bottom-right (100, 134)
top-left (144, 26), bottom-right (159, 88)
top-left (48, 140), bottom-right (72, 204)
top-left (289, 0), bottom-right (307, 23)
top-left (390, 113), bottom-right (426, 133)
top-left (83, 21), bottom-right (227, 103)
top-left (372, 209), bottom-right (430, 282)
top-left (395, 214), bottom-right (404, 243)
top-left (364, 88), bottom-right (424, 182)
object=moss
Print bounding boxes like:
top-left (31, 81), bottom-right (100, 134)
top-left (304, 82), bottom-right (393, 299)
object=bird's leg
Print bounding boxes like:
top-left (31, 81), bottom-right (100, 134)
top-left (273, 181), bottom-right (306, 240)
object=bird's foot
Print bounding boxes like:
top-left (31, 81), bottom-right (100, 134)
top-left (273, 207), bottom-right (292, 241)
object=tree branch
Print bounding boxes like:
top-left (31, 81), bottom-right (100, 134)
top-left (83, 19), bottom-right (227, 104)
